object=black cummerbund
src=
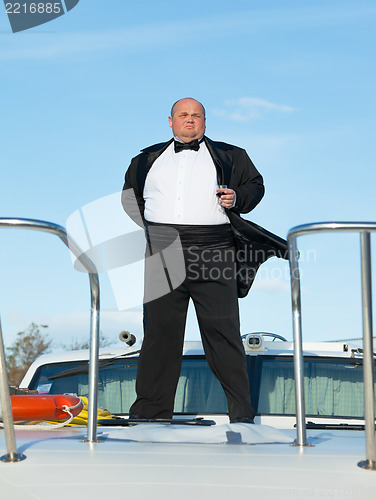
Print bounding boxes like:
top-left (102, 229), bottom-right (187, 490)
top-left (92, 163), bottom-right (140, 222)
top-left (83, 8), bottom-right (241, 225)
top-left (145, 221), bottom-right (234, 251)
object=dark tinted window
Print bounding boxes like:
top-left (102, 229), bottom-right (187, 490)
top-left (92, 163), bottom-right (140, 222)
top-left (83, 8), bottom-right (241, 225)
top-left (29, 356), bottom-right (228, 414)
top-left (257, 358), bottom-right (375, 418)
top-left (29, 355), bottom-right (375, 418)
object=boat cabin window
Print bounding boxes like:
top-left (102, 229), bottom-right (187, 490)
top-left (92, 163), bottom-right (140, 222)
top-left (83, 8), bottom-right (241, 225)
top-left (258, 358), bottom-right (374, 418)
top-left (28, 355), bottom-right (376, 418)
top-left (28, 356), bottom-right (228, 415)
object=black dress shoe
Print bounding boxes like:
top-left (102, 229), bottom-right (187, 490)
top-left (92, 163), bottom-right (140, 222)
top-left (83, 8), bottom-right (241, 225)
top-left (128, 414), bottom-right (149, 420)
top-left (230, 416), bottom-right (255, 424)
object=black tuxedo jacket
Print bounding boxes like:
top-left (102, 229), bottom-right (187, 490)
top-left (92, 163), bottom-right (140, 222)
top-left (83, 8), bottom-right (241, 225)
top-left (122, 136), bottom-right (288, 297)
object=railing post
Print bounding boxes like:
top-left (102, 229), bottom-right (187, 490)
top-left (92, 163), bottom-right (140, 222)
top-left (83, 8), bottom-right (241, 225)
top-left (0, 318), bottom-right (26, 462)
top-left (0, 218), bottom-right (100, 450)
top-left (358, 231), bottom-right (376, 469)
top-left (288, 235), bottom-right (307, 446)
top-left (86, 273), bottom-right (100, 443)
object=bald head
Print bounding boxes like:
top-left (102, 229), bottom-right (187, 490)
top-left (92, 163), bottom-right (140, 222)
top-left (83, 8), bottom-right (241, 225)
top-left (170, 98), bottom-right (206, 118)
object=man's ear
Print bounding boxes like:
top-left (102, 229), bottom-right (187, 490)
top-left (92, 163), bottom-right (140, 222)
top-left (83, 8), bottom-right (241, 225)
top-left (168, 116), bottom-right (173, 128)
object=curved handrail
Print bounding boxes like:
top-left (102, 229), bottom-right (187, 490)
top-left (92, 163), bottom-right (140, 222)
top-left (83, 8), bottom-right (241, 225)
top-left (0, 218), bottom-right (100, 462)
top-left (288, 221), bottom-right (376, 237)
top-left (241, 332), bottom-right (288, 342)
top-left (287, 221), bottom-right (375, 470)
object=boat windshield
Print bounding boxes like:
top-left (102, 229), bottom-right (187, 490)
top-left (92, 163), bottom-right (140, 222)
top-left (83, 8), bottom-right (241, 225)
top-left (27, 355), bottom-right (376, 418)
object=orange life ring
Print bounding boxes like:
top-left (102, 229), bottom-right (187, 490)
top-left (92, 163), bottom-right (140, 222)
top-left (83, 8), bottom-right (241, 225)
top-left (10, 394), bottom-right (83, 422)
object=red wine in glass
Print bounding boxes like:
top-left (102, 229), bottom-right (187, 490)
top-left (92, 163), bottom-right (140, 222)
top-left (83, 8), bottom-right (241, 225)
top-left (216, 184), bottom-right (227, 197)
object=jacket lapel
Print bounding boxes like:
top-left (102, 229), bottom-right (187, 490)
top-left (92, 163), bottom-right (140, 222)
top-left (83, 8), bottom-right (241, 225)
top-left (204, 136), bottom-right (234, 186)
top-left (137, 136), bottom-right (233, 188)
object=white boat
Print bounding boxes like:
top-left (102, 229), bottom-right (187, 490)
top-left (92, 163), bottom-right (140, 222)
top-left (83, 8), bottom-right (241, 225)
top-left (0, 218), bottom-right (375, 499)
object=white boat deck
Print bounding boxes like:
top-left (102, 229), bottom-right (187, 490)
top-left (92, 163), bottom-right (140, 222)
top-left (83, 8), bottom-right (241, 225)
top-left (1, 424), bottom-right (375, 500)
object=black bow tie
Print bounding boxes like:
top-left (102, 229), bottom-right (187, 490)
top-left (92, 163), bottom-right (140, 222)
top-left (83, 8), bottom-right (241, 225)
top-left (174, 139), bottom-right (201, 153)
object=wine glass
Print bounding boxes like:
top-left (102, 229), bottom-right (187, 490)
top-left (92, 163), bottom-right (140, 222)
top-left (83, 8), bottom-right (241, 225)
top-left (216, 184), bottom-right (227, 197)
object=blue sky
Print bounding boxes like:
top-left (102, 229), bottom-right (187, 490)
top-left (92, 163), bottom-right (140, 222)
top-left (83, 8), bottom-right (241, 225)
top-left (0, 0), bottom-right (375, 350)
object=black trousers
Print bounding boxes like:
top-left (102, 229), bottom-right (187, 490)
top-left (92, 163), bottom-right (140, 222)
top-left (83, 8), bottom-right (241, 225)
top-left (129, 227), bottom-right (255, 421)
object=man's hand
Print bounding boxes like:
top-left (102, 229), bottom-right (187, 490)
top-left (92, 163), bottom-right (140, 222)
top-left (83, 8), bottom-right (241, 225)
top-left (216, 188), bottom-right (236, 209)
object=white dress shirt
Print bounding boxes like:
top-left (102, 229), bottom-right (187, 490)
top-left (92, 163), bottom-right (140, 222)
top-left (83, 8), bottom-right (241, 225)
top-left (143, 141), bottom-right (229, 225)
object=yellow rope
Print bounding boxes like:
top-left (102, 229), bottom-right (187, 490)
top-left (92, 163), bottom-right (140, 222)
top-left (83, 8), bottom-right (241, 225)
top-left (45, 397), bottom-right (114, 427)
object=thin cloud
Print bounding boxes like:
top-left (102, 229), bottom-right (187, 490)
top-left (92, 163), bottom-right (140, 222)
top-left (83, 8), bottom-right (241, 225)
top-left (0, 4), bottom-right (374, 61)
top-left (213, 97), bottom-right (296, 122)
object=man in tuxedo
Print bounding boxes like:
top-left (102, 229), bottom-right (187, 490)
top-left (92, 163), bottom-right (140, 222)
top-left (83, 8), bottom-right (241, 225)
top-left (121, 97), bottom-right (265, 423)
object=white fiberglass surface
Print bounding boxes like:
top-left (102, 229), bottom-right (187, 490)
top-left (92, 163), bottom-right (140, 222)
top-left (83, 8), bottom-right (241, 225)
top-left (0, 426), bottom-right (375, 500)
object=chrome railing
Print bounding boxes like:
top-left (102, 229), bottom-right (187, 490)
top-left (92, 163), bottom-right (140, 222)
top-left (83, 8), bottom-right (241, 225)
top-left (0, 218), bottom-right (100, 462)
top-left (288, 222), bottom-right (376, 470)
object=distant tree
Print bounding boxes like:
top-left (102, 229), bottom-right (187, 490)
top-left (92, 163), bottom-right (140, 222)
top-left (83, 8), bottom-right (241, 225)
top-left (60, 332), bottom-right (112, 351)
top-left (6, 323), bottom-right (51, 386)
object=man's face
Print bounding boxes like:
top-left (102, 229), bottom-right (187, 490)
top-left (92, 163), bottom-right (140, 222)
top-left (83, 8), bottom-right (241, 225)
top-left (169, 99), bottom-right (206, 142)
